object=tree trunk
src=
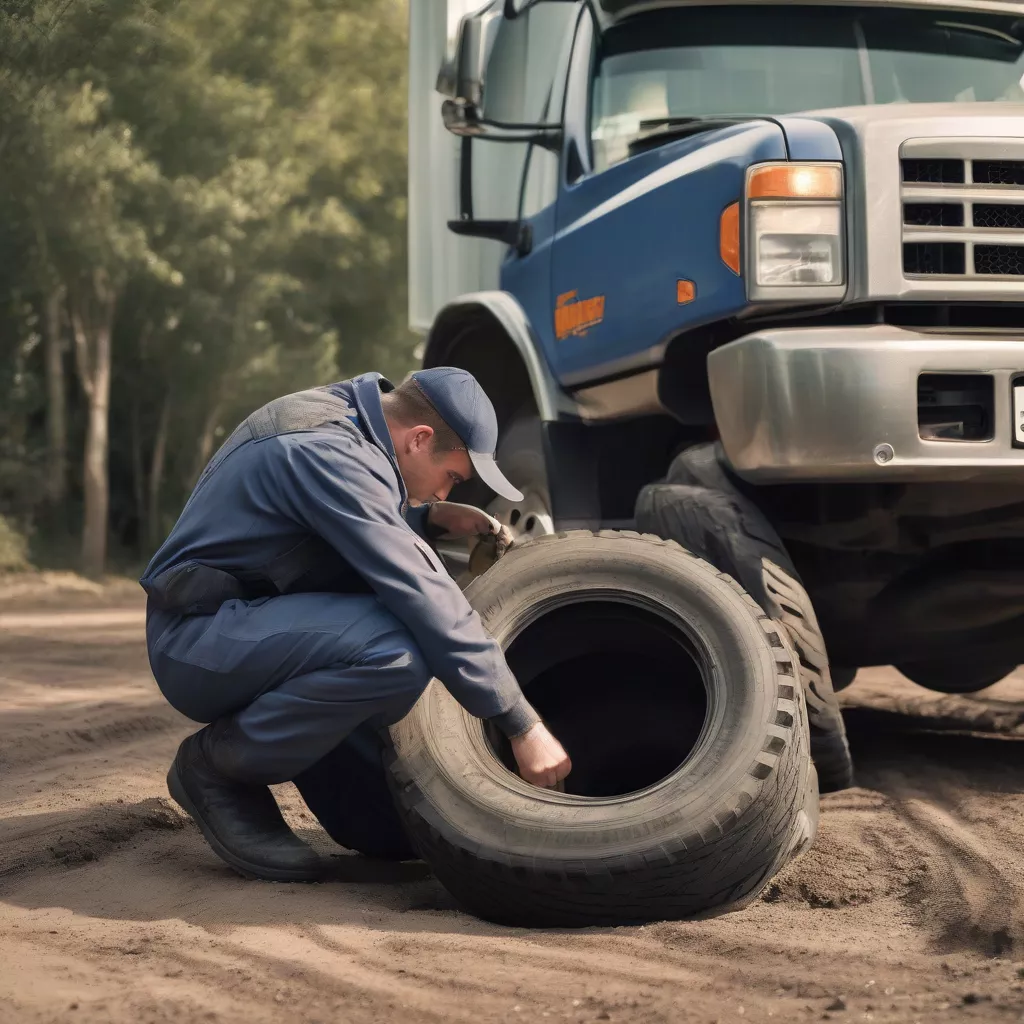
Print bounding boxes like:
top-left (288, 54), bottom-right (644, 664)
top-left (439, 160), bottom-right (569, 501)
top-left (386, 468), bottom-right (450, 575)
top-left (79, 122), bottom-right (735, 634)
top-left (70, 270), bottom-right (116, 579)
top-left (130, 324), bottom-right (153, 556)
top-left (147, 392), bottom-right (171, 551)
top-left (43, 286), bottom-right (68, 505)
top-left (130, 395), bottom-right (146, 554)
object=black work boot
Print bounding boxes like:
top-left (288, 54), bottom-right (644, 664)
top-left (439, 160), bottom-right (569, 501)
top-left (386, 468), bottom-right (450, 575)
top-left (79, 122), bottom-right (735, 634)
top-left (167, 726), bottom-right (323, 882)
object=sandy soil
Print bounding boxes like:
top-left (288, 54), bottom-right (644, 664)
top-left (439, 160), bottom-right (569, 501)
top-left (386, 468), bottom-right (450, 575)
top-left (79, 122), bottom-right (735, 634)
top-left (2, 585), bottom-right (1024, 1024)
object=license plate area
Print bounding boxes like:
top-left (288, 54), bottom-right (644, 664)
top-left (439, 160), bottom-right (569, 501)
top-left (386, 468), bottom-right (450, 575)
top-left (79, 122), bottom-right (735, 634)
top-left (917, 373), bottom-right (994, 442)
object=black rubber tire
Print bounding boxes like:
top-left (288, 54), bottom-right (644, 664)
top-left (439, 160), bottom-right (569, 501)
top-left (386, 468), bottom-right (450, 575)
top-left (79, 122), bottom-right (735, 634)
top-left (635, 443), bottom-right (854, 793)
top-left (385, 530), bottom-right (818, 928)
top-left (895, 657), bottom-right (1016, 694)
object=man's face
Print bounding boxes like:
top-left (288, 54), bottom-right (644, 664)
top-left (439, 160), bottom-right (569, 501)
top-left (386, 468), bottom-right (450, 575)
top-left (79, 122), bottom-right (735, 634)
top-left (392, 425), bottom-right (473, 504)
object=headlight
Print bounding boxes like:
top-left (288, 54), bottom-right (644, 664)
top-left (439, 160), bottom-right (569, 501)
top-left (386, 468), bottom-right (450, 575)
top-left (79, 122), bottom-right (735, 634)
top-left (744, 162), bottom-right (847, 301)
top-left (752, 203), bottom-right (843, 286)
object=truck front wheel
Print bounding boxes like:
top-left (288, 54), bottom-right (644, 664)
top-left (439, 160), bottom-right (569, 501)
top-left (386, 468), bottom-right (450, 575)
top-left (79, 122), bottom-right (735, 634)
top-left (487, 412), bottom-right (554, 544)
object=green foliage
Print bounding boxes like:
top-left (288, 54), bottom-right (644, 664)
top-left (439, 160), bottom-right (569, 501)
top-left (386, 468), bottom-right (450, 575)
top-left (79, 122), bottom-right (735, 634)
top-left (0, 0), bottom-right (416, 569)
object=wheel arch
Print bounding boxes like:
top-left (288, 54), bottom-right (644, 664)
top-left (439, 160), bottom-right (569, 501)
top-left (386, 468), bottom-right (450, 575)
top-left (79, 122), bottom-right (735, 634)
top-left (421, 291), bottom-right (569, 428)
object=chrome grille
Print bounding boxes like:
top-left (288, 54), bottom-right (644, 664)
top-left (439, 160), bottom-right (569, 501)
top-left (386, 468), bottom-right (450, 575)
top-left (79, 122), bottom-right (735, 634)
top-left (900, 147), bottom-right (1024, 279)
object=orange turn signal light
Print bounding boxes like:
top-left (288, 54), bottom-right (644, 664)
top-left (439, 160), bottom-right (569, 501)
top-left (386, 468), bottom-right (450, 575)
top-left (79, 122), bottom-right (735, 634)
top-left (677, 279), bottom-right (696, 304)
top-left (748, 164), bottom-right (843, 200)
top-left (720, 202), bottom-right (740, 275)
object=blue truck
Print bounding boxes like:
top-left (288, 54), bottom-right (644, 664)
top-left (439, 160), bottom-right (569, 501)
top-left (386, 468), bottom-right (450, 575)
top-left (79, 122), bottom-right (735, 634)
top-left (408, 0), bottom-right (1024, 795)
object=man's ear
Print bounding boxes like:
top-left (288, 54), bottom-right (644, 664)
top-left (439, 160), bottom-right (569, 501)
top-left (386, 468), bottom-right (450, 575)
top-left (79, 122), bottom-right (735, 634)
top-left (407, 425), bottom-right (435, 454)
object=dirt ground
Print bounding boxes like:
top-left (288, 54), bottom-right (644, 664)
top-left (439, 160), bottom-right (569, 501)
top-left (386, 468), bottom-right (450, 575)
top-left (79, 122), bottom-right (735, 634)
top-left (2, 578), bottom-right (1024, 1024)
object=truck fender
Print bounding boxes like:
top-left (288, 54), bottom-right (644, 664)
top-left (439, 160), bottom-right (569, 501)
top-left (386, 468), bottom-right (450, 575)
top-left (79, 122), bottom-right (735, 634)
top-left (422, 291), bottom-right (572, 424)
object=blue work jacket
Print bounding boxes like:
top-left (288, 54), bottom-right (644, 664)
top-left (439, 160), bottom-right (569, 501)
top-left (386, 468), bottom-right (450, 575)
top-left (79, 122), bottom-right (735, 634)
top-left (140, 373), bottom-right (538, 737)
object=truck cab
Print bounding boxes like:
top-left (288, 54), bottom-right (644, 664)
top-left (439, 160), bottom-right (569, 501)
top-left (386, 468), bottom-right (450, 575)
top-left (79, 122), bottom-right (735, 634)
top-left (409, 0), bottom-right (1024, 700)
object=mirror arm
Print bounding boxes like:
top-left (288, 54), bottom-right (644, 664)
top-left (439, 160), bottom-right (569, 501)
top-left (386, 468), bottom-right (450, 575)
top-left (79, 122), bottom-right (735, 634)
top-left (450, 136), bottom-right (532, 257)
top-left (458, 136), bottom-right (474, 221)
top-left (442, 100), bottom-right (563, 153)
top-left (447, 219), bottom-right (533, 257)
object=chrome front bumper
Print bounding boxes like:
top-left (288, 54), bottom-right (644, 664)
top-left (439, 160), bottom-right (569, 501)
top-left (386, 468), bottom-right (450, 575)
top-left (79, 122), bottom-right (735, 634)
top-left (708, 325), bottom-right (1024, 483)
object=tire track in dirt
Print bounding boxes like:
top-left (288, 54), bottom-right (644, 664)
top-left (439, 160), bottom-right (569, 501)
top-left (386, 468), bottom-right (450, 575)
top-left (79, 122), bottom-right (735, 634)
top-left (898, 791), bottom-right (1020, 956)
top-left (839, 669), bottom-right (1024, 959)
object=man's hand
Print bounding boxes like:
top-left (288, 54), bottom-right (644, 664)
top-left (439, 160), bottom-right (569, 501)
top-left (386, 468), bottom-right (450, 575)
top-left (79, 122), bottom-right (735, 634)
top-left (428, 501), bottom-right (514, 556)
top-left (510, 722), bottom-right (572, 789)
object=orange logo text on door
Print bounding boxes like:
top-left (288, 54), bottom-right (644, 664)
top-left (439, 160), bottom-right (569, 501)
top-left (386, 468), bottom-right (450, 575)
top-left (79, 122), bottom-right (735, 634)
top-left (555, 290), bottom-right (605, 340)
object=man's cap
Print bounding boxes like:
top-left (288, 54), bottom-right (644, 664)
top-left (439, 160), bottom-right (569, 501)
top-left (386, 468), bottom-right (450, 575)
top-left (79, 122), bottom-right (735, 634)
top-left (408, 367), bottom-right (524, 503)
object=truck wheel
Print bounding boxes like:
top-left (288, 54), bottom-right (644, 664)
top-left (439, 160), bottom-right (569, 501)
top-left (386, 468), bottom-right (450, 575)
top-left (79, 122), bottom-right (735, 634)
top-left (386, 531), bottom-right (818, 928)
top-left (635, 444), bottom-right (854, 793)
top-left (486, 412), bottom-right (554, 544)
top-left (896, 657), bottom-right (1016, 694)
top-left (440, 411), bottom-right (554, 581)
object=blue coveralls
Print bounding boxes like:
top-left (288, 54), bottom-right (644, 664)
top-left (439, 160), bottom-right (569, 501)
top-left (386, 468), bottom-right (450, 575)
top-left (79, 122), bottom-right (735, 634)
top-left (140, 373), bottom-right (537, 858)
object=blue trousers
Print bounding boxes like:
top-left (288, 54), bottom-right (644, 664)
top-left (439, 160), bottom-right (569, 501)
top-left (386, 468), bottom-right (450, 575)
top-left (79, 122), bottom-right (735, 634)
top-left (147, 592), bottom-right (428, 860)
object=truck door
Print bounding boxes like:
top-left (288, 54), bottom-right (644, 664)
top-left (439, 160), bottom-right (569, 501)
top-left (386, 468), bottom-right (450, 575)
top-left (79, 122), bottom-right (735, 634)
top-left (548, 4), bottom-right (673, 390)
top-left (547, 7), bottom-right (782, 391)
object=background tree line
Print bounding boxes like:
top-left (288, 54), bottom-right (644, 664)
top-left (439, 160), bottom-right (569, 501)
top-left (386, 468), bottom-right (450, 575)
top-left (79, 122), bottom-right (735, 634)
top-left (0, 0), bottom-right (415, 577)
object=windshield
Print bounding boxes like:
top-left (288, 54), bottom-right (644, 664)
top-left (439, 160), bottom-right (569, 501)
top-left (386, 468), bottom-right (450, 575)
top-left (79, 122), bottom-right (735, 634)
top-left (591, 5), bottom-right (1024, 170)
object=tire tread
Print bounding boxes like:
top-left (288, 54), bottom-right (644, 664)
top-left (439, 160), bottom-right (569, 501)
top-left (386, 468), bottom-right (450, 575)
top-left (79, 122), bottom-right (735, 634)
top-left (635, 445), bottom-right (854, 792)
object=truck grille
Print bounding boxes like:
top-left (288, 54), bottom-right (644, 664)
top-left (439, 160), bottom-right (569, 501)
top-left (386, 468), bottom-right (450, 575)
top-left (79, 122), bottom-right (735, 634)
top-left (975, 244), bottom-right (1024, 276)
top-left (973, 204), bottom-right (1024, 230)
top-left (900, 150), bottom-right (1024, 279)
top-left (973, 160), bottom-right (1024, 186)
top-left (901, 158), bottom-right (965, 184)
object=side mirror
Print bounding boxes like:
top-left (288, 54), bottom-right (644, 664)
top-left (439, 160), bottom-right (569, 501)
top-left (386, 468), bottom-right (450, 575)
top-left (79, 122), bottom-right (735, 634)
top-left (436, 0), bottom-right (572, 254)
top-left (435, 4), bottom-right (503, 110)
top-left (436, 2), bottom-right (563, 151)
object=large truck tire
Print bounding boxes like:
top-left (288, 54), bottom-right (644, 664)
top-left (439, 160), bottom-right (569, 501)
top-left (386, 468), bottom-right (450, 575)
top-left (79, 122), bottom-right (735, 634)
top-left (386, 531), bottom-right (818, 928)
top-left (636, 443), bottom-right (854, 793)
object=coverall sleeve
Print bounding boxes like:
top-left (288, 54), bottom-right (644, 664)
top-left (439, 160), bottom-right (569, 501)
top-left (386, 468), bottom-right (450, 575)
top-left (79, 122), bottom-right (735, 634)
top-left (402, 501), bottom-right (433, 541)
top-left (272, 432), bottom-right (539, 738)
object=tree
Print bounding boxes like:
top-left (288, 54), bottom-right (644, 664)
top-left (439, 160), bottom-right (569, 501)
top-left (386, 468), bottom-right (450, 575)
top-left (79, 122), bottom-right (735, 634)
top-left (0, 0), bottom-right (415, 573)
top-left (24, 81), bottom-right (178, 575)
